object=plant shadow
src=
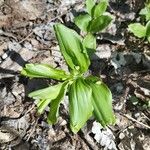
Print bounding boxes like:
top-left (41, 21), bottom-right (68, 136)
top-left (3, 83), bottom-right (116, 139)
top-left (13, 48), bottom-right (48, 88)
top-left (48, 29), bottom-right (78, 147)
top-left (0, 50), bottom-right (50, 113)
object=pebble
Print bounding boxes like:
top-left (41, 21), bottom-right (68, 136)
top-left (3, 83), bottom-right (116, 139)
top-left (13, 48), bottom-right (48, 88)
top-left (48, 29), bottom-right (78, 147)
top-left (119, 133), bottom-right (125, 140)
top-left (92, 45), bottom-right (112, 60)
top-left (30, 39), bottom-right (39, 48)
top-left (52, 50), bottom-right (63, 58)
top-left (24, 41), bottom-right (33, 50)
top-left (2, 52), bottom-right (8, 59)
top-left (33, 27), bottom-right (44, 38)
top-left (47, 0), bottom-right (53, 3)
top-left (134, 112), bottom-right (140, 118)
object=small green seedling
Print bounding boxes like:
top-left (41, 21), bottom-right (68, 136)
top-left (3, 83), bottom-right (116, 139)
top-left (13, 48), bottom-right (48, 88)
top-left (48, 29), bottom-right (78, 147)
top-left (74, 0), bottom-right (112, 55)
top-left (139, 0), bottom-right (150, 21)
top-left (21, 24), bottom-right (115, 133)
top-left (128, 21), bottom-right (150, 42)
top-left (128, 0), bottom-right (150, 42)
top-left (130, 96), bottom-right (150, 110)
top-left (74, 0), bottom-right (112, 34)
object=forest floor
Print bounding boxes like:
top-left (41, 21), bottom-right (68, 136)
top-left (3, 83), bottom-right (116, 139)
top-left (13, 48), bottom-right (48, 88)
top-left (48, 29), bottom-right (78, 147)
top-left (0, 0), bottom-right (150, 150)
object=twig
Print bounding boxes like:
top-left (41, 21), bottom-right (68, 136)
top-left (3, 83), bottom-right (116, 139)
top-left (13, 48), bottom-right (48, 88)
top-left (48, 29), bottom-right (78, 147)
top-left (25, 104), bottom-right (35, 115)
top-left (47, 14), bottom-right (64, 24)
top-left (141, 113), bottom-right (150, 122)
top-left (18, 31), bottom-right (34, 44)
top-left (26, 118), bottom-right (38, 141)
top-left (122, 114), bottom-right (150, 129)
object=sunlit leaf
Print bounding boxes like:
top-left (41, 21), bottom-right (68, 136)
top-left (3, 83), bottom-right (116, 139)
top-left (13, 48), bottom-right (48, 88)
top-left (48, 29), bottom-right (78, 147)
top-left (88, 15), bottom-right (112, 33)
top-left (83, 33), bottom-right (96, 55)
top-left (139, 7), bottom-right (150, 21)
top-left (148, 36), bottom-right (150, 42)
top-left (54, 24), bottom-right (90, 73)
top-left (86, 0), bottom-right (95, 15)
top-left (146, 21), bottom-right (150, 38)
top-left (86, 76), bottom-right (116, 127)
top-left (47, 82), bottom-right (68, 124)
top-left (92, 0), bottom-right (108, 18)
top-left (74, 14), bottom-right (91, 32)
top-left (29, 82), bottom-right (65, 114)
top-left (69, 78), bottom-right (93, 133)
top-left (128, 23), bottom-right (146, 38)
top-left (21, 63), bottom-right (69, 80)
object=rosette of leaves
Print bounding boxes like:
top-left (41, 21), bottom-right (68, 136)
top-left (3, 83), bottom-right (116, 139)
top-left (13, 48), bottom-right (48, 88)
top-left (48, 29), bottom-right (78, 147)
top-left (21, 24), bottom-right (115, 133)
top-left (74, 0), bottom-right (112, 34)
top-left (74, 0), bottom-right (112, 55)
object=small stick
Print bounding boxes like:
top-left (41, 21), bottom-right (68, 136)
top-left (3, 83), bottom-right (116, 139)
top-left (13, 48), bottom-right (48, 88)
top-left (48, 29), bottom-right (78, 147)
top-left (122, 114), bottom-right (150, 130)
top-left (18, 31), bottom-right (34, 44)
top-left (141, 113), bottom-right (150, 122)
top-left (26, 119), bottom-right (38, 141)
top-left (25, 104), bottom-right (35, 115)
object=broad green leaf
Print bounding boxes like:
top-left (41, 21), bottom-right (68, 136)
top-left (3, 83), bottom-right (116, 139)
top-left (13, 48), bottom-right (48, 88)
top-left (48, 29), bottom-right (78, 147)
top-left (139, 7), bottom-right (150, 21)
top-left (128, 23), bottom-right (146, 38)
top-left (146, 21), bottom-right (150, 37)
top-left (54, 24), bottom-right (90, 73)
top-left (85, 75), bottom-right (101, 83)
top-left (148, 36), bottom-right (150, 42)
top-left (83, 33), bottom-right (96, 55)
top-left (47, 82), bottom-right (68, 124)
top-left (69, 78), bottom-right (93, 133)
top-left (29, 82), bottom-right (65, 114)
top-left (85, 76), bottom-right (116, 127)
top-left (92, 0), bottom-right (108, 18)
top-left (88, 15), bottom-right (112, 33)
top-left (29, 82), bottom-right (64, 100)
top-left (37, 99), bottom-right (52, 114)
top-left (21, 64), bottom-right (69, 80)
top-left (139, 8), bottom-right (147, 16)
top-left (74, 14), bottom-right (91, 32)
top-left (86, 0), bottom-right (95, 15)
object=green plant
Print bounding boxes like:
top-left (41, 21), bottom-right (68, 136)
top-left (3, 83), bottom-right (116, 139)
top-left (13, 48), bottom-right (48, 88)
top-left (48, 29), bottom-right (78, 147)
top-left (21, 24), bottom-right (115, 133)
top-left (139, 0), bottom-right (150, 21)
top-left (74, 0), bottom-right (112, 34)
top-left (130, 96), bottom-right (150, 109)
top-left (128, 21), bottom-right (150, 42)
top-left (128, 0), bottom-right (150, 42)
top-left (74, 0), bottom-right (112, 55)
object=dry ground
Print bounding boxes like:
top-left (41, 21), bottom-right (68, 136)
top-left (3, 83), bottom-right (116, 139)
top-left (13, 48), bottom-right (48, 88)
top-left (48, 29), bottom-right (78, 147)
top-left (0, 0), bottom-right (150, 149)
